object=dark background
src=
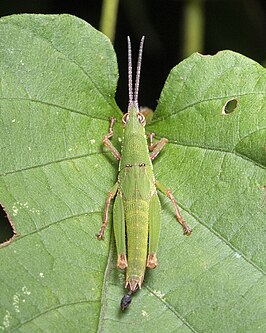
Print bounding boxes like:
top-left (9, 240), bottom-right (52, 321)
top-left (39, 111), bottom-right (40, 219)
top-left (1, 0), bottom-right (266, 111)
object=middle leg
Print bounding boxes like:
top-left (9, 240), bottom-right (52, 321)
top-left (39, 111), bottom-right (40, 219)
top-left (155, 180), bottom-right (192, 235)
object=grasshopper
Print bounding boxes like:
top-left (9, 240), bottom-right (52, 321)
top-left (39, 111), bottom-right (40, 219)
top-left (97, 36), bottom-right (192, 310)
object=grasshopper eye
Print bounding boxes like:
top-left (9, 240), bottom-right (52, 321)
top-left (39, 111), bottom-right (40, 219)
top-left (137, 113), bottom-right (145, 125)
top-left (122, 113), bottom-right (129, 125)
top-left (139, 163), bottom-right (145, 167)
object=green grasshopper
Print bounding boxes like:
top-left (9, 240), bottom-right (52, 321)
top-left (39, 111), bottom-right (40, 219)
top-left (97, 36), bottom-right (192, 310)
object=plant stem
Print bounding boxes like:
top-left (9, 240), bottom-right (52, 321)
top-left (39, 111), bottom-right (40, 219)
top-left (100, 0), bottom-right (119, 43)
top-left (183, 0), bottom-right (205, 58)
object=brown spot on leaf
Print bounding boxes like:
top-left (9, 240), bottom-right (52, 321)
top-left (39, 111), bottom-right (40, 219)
top-left (260, 185), bottom-right (266, 208)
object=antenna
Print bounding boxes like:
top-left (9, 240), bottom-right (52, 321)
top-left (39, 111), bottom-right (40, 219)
top-left (127, 36), bottom-right (145, 105)
top-left (127, 36), bottom-right (133, 103)
top-left (134, 36), bottom-right (145, 103)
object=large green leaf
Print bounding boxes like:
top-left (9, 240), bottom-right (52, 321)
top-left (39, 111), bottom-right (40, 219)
top-left (0, 14), bottom-right (265, 333)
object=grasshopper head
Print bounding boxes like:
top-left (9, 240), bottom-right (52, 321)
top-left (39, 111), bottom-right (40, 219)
top-left (122, 101), bottom-right (146, 128)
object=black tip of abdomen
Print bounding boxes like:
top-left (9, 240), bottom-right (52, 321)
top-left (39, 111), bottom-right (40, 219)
top-left (120, 291), bottom-right (133, 310)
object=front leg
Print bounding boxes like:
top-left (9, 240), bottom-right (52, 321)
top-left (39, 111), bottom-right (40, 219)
top-left (149, 133), bottom-right (168, 161)
top-left (103, 117), bottom-right (121, 161)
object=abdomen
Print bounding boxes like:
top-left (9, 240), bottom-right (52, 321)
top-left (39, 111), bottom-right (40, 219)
top-left (124, 199), bottom-right (149, 292)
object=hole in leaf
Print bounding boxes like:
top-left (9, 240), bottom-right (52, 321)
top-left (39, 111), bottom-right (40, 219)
top-left (222, 98), bottom-right (238, 114)
top-left (0, 204), bottom-right (16, 247)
